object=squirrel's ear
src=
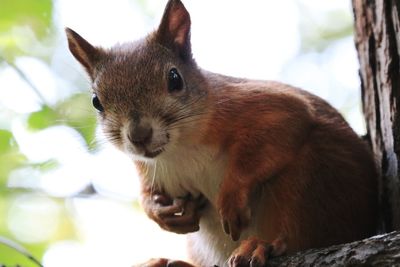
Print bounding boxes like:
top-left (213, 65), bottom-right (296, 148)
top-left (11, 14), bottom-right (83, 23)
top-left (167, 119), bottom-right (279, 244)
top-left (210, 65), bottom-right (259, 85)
top-left (156, 0), bottom-right (191, 60)
top-left (65, 28), bottom-right (103, 78)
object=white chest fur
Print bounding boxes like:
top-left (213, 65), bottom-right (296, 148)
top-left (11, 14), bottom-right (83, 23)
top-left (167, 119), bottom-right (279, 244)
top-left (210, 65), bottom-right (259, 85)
top-left (146, 145), bottom-right (227, 203)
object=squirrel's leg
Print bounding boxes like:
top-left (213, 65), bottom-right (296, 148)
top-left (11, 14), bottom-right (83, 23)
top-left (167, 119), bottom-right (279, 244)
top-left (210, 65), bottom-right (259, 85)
top-left (217, 140), bottom-right (294, 241)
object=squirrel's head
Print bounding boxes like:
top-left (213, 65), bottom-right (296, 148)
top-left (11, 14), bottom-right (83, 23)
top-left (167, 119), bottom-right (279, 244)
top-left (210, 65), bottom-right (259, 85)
top-left (66, 0), bottom-right (208, 162)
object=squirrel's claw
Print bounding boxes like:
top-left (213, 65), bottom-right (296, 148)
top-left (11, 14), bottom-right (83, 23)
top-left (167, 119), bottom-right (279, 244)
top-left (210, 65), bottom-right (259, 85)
top-left (221, 206), bottom-right (250, 241)
top-left (227, 237), bottom-right (287, 267)
top-left (217, 189), bottom-right (251, 241)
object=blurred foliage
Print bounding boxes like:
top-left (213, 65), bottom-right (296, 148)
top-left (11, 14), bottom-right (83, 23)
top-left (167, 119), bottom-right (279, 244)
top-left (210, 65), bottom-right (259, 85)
top-left (0, 129), bottom-right (27, 187)
top-left (27, 93), bottom-right (97, 150)
top-left (0, 0), bottom-right (53, 61)
top-left (0, 0), bottom-right (94, 264)
top-left (0, 0), bottom-right (52, 34)
top-left (56, 93), bottom-right (98, 149)
top-left (297, 3), bottom-right (353, 52)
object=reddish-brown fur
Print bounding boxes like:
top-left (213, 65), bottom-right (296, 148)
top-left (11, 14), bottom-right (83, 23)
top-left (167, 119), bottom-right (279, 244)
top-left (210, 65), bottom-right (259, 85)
top-left (66, 0), bottom-right (378, 266)
top-left (204, 81), bottom-right (378, 251)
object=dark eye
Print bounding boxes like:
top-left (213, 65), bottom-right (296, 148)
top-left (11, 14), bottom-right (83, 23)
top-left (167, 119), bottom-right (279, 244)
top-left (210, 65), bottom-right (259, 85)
top-left (168, 68), bottom-right (183, 92)
top-left (92, 93), bottom-right (104, 112)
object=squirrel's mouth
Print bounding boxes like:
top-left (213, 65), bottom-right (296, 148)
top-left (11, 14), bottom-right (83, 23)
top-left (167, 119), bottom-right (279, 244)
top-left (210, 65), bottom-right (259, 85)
top-left (144, 147), bottom-right (164, 158)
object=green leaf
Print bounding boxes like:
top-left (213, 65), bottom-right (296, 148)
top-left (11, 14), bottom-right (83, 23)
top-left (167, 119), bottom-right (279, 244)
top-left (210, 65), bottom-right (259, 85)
top-left (0, 153), bottom-right (27, 185)
top-left (0, 0), bottom-right (53, 37)
top-left (0, 129), bottom-right (15, 153)
top-left (27, 105), bottom-right (59, 130)
top-left (26, 94), bottom-right (97, 149)
top-left (0, 130), bottom-right (27, 184)
top-left (0, 239), bottom-right (44, 267)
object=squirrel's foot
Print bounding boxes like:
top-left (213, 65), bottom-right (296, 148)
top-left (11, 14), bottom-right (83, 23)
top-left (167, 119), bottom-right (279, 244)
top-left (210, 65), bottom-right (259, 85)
top-left (217, 190), bottom-right (251, 241)
top-left (228, 237), bottom-right (287, 267)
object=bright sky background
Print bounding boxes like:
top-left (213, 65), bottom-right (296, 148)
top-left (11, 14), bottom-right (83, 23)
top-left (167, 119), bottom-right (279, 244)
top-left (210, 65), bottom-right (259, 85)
top-left (1, 0), bottom-right (361, 266)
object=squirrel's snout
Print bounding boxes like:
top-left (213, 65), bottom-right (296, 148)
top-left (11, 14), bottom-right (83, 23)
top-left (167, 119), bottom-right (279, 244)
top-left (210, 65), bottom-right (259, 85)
top-left (124, 119), bottom-right (169, 159)
top-left (127, 123), bottom-right (153, 147)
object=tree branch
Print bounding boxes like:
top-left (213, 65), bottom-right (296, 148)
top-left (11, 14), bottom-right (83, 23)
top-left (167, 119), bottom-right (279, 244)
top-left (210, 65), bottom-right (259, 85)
top-left (0, 236), bottom-right (43, 267)
top-left (268, 231), bottom-right (400, 266)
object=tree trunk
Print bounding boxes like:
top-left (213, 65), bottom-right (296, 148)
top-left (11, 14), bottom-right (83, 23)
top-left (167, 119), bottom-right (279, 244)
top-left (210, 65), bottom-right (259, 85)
top-left (352, 0), bottom-right (400, 232)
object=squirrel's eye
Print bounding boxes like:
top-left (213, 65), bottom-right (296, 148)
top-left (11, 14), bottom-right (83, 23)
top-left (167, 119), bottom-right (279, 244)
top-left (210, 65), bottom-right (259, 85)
top-left (92, 93), bottom-right (104, 112)
top-left (168, 68), bottom-right (183, 92)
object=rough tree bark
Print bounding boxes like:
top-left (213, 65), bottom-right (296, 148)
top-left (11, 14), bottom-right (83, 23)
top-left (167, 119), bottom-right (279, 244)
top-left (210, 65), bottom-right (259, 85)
top-left (353, 0), bottom-right (400, 231)
top-left (267, 231), bottom-right (400, 266)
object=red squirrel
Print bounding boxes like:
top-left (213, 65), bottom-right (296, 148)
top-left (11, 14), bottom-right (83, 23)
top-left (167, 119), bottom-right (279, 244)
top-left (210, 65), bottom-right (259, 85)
top-left (66, 0), bottom-right (378, 266)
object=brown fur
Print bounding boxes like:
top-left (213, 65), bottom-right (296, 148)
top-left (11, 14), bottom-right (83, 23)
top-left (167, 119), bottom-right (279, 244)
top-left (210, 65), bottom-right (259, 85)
top-left (66, 0), bottom-right (378, 266)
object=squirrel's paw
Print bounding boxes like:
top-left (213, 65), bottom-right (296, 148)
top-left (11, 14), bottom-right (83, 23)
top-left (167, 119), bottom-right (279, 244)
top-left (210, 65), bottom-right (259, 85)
top-left (217, 191), bottom-right (251, 241)
top-left (228, 237), bottom-right (287, 267)
top-left (144, 192), bottom-right (206, 234)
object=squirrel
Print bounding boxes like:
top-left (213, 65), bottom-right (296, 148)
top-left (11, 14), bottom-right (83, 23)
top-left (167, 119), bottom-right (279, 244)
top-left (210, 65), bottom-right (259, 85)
top-left (66, 0), bottom-right (378, 266)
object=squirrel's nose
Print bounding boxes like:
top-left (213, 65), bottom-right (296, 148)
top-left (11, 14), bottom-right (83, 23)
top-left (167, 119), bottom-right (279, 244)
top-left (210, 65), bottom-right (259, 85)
top-left (128, 123), bottom-right (153, 147)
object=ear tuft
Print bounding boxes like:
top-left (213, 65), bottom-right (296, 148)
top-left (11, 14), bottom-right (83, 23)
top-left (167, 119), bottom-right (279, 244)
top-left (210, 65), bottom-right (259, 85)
top-left (65, 28), bottom-right (103, 78)
top-left (156, 0), bottom-right (192, 60)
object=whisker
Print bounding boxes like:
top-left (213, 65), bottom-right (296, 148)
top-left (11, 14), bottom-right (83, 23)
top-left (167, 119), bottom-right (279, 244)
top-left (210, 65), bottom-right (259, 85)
top-left (166, 110), bottom-right (210, 128)
top-left (150, 161), bottom-right (157, 196)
